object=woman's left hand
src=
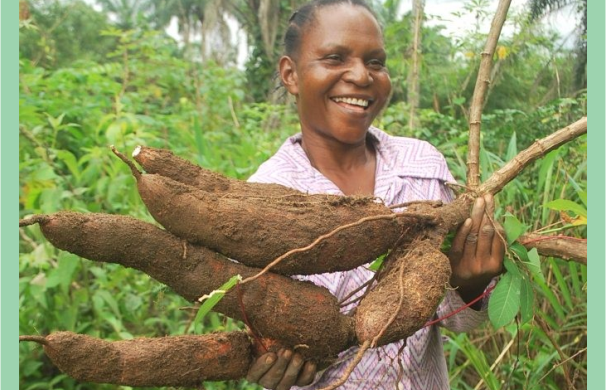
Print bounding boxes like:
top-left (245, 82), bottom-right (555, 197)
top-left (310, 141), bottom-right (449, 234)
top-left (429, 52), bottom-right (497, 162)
top-left (448, 194), bottom-right (505, 306)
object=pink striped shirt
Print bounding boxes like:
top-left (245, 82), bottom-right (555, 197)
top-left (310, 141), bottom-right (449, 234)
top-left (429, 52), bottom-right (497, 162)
top-left (248, 127), bottom-right (488, 390)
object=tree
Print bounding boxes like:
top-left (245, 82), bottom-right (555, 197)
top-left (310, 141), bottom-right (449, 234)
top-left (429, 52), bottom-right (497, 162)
top-left (19, 0), bottom-right (117, 69)
top-left (528, 0), bottom-right (587, 90)
top-left (407, 0), bottom-right (424, 130)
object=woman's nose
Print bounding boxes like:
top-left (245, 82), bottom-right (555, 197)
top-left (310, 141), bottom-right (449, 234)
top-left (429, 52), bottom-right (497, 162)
top-left (342, 60), bottom-right (372, 87)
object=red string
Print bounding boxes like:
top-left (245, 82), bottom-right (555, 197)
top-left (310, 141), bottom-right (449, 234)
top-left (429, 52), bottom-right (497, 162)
top-left (236, 282), bottom-right (268, 353)
top-left (423, 284), bottom-right (496, 328)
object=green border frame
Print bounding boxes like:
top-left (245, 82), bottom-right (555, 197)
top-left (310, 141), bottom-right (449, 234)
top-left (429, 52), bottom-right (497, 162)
top-left (2, 0), bottom-right (19, 388)
top-left (586, 0), bottom-right (605, 388)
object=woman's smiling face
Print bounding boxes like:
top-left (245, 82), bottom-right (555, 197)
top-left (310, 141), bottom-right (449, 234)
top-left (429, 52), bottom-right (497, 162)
top-left (280, 4), bottom-right (391, 146)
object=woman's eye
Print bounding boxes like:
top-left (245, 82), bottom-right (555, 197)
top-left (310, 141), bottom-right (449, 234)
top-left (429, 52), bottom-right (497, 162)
top-left (325, 54), bottom-right (343, 62)
top-left (367, 59), bottom-right (385, 69)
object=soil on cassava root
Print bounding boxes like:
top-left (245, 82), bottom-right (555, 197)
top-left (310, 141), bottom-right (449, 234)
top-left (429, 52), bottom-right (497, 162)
top-left (23, 331), bottom-right (252, 387)
top-left (127, 146), bottom-right (407, 275)
top-left (355, 239), bottom-right (452, 346)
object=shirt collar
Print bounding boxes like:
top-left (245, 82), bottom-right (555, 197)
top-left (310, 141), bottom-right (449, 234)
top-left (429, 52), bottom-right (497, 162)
top-left (285, 126), bottom-right (452, 188)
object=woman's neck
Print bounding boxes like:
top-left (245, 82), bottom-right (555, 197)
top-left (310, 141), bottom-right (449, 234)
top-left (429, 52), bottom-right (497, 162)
top-left (300, 133), bottom-right (376, 196)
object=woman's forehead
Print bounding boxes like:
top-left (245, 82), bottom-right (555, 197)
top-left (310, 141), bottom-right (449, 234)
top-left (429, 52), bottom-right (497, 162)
top-left (303, 5), bottom-right (383, 46)
top-left (305, 3), bottom-right (382, 39)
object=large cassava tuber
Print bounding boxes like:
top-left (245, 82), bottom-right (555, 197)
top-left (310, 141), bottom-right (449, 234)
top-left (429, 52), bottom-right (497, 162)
top-left (21, 331), bottom-right (252, 386)
top-left (355, 240), bottom-right (451, 347)
top-left (116, 147), bottom-right (404, 276)
top-left (22, 212), bottom-right (355, 364)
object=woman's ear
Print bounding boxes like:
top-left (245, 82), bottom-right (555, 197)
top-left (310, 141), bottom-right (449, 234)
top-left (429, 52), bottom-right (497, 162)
top-left (279, 56), bottom-right (299, 96)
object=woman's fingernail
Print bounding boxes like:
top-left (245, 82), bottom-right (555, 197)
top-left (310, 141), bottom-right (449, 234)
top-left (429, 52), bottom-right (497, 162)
top-left (266, 355), bottom-right (275, 364)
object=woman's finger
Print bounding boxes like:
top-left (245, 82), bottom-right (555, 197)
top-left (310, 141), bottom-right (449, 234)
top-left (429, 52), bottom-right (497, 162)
top-left (276, 353), bottom-right (305, 390)
top-left (246, 352), bottom-right (277, 383)
top-left (475, 213), bottom-right (495, 258)
top-left (462, 197), bottom-right (485, 261)
top-left (258, 349), bottom-right (293, 389)
top-left (296, 361), bottom-right (317, 386)
top-left (450, 218), bottom-right (472, 260)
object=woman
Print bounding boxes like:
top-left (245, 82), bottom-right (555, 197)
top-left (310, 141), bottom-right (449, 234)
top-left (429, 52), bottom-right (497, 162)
top-left (245, 1), bottom-right (504, 388)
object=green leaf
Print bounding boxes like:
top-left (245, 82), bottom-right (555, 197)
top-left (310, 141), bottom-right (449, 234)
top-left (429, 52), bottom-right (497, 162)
top-left (55, 150), bottom-right (81, 181)
top-left (508, 242), bottom-right (529, 262)
top-left (525, 248), bottom-right (545, 283)
top-left (368, 253), bottom-right (386, 272)
top-left (503, 257), bottom-right (521, 278)
top-left (519, 277), bottom-right (534, 325)
top-left (124, 293), bottom-right (143, 313)
top-left (488, 272), bottom-right (521, 328)
top-left (505, 132), bottom-right (517, 161)
top-left (453, 97), bottom-right (466, 105)
top-left (94, 289), bottom-right (121, 318)
top-left (45, 112), bottom-right (66, 130)
top-left (538, 150), bottom-right (558, 195)
top-left (544, 199), bottom-right (587, 217)
top-left (503, 213), bottom-right (528, 244)
top-left (577, 190), bottom-right (587, 207)
top-left (45, 253), bottom-right (79, 290)
top-left (191, 274), bottom-right (242, 333)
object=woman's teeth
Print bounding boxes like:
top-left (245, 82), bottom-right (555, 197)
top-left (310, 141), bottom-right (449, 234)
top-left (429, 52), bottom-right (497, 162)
top-left (333, 97), bottom-right (369, 108)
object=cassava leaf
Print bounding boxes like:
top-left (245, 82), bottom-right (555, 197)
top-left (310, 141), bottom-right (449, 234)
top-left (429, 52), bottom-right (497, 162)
top-left (488, 272), bottom-right (521, 328)
top-left (503, 213), bottom-right (528, 244)
top-left (503, 257), bottom-right (521, 278)
top-left (510, 244), bottom-right (545, 283)
top-left (524, 248), bottom-right (546, 283)
top-left (519, 277), bottom-right (534, 325)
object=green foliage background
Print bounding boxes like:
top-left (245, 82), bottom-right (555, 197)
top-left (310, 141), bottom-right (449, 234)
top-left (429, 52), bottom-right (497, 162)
top-left (19, 0), bottom-right (587, 389)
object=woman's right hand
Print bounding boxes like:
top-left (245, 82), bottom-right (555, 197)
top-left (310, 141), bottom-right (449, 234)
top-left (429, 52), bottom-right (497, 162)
top-left (246, 349), bottom-right (317, 390)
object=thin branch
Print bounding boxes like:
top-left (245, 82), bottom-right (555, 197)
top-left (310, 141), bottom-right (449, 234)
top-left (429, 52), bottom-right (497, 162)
top-left (466, 0), bottom-right (512, 189)
top-left (478, 117), bottom-right (587, 195)
top-left (538, 347), bottom-right (587, 385)
top-left (338, 276), bottom-right (376, 308)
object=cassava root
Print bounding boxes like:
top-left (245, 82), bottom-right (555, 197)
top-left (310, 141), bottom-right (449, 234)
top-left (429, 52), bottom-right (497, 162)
top-left (355, 239), bottom-right (451, 347)
top-left (115, 146), bottom-right (405, 276)
top-left (21, 331), bottom-right (252, 386)
top-left (21, 211), bottom-right (355, 365)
